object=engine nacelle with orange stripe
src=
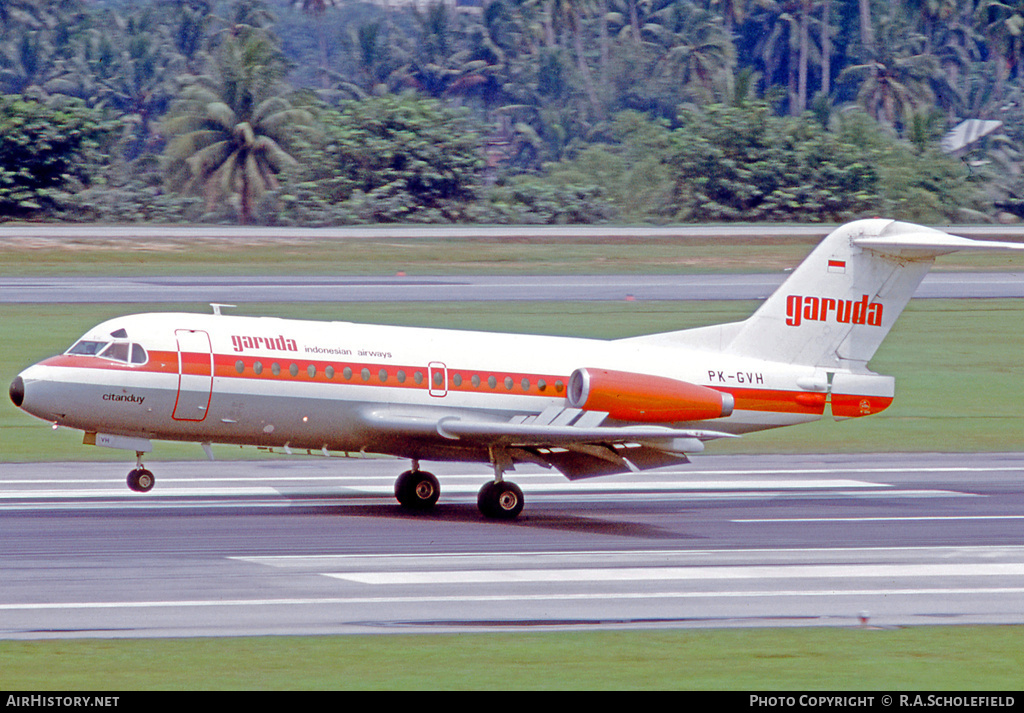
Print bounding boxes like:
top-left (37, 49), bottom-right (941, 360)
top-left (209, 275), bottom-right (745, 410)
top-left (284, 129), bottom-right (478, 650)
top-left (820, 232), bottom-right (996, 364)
top-left (567, 368), bottom-right (734, 423)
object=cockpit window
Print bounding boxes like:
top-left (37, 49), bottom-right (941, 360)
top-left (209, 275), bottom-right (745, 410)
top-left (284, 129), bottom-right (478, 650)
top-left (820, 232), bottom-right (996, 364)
top-left (130, 344), bottom-right (148, 364)
top-left (67, 340), bottom-right (108, 356)
top-left (101, 342), bottom-right (131, 362)
top-left (65, 339), bottom-right (148, 365)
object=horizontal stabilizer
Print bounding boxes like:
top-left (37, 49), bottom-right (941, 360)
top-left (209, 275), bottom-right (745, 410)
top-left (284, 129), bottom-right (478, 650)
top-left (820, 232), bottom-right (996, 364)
top-left (854, 232), bottom-right (1024, 256)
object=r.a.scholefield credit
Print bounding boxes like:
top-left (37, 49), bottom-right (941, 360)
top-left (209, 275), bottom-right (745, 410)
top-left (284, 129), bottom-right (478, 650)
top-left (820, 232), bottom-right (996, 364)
top-left (749, 695), bottom-right (1017, 708)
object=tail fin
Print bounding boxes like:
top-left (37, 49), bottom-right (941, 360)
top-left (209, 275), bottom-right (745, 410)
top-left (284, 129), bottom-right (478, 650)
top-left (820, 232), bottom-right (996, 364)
top-left (724, 219), bottom-right (1023, 370)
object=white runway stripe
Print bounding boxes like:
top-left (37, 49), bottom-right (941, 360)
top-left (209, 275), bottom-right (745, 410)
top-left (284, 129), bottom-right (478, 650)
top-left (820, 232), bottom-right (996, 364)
top-left (5, 587), bottom-right (1024, 612)
top-left (325, 562), bottom-right (1024, 585)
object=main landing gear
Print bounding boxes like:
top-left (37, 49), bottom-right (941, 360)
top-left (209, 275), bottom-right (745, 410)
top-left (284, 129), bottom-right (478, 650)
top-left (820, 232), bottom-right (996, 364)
top-left (126, 451), bottom-right (154, 493)
top-left (477, 479), bottom-right (524, 520)
top-left (394, 466), bottom-right (440, 510)
top-left (393, 456), bottom-right (525, 520)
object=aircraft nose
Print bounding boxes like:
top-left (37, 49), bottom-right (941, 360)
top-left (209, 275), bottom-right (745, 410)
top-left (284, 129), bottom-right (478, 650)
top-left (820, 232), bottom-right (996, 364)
top-left (9, 375), bottom-right (25, 408)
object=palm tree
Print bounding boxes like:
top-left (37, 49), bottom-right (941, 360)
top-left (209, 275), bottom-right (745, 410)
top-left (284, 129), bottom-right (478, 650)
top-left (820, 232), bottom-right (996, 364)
top-left (839, 19), bottom-right (946, 133)
top-left (163, 32), bottom-right (312, 223)
top-left (292, 0), bottom-right (342, 87)
top-left (976, 0), bottom-right (1024, 92)
top-left (540, 0), bottom-right (604, 116)
top-left (647, 0), bottom-right (736, 104)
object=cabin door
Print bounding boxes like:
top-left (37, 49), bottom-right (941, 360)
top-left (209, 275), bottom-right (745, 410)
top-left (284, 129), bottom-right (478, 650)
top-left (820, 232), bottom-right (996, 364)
top-left (172, 329), bottom-right (214, 421)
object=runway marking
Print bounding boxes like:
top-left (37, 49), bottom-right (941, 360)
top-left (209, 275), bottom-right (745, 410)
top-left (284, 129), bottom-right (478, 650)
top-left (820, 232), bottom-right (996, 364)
top-left (3, 459), bottom-right (1022, 486)
top-left (324, 562), bottom-right (1024, 585)
top-left (233, 545), bottom-right (1024, 573)
top-left (737, 515), bottom-right (1024, 523)
top-left (5, 587), bottom-right (1024, 612)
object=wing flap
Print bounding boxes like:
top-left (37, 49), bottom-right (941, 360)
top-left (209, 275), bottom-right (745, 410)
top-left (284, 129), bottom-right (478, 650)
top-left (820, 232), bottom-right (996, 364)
top-left (537, 444), bottom-right (689, 480)
top-left (435, 415), bottom-right (733, 447)
top-left (359, 407), bottom-right (735, 479)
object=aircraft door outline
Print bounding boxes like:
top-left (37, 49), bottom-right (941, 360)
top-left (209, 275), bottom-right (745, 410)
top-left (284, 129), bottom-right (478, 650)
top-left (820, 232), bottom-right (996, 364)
top-left (172, 329), bottom-right (213, 421)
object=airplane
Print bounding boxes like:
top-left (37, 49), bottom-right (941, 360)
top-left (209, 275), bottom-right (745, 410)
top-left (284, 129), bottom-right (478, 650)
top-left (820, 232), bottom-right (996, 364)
top-left (8, 219), bottom-right (1024, 519)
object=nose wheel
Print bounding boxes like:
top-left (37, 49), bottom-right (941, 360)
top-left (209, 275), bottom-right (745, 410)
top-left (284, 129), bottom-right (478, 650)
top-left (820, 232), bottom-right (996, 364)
top-left (127, 468), bottom-right (154, 492)
top-left (127, 451), bottom-right (154, 492)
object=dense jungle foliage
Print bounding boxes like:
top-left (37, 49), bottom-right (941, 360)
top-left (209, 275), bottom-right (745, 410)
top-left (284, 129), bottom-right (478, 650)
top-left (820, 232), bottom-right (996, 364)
top-left (2, 0), bottom-right (1023, 225)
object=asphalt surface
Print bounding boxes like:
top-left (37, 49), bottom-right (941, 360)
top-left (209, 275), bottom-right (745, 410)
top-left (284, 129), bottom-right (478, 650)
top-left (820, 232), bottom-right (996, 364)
top-left (2, 453), bottom-right (1023, 639)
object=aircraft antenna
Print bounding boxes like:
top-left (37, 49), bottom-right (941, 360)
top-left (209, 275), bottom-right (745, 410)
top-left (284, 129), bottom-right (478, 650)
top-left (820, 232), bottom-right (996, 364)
top-left (210, 303), bottom-right (237, 316)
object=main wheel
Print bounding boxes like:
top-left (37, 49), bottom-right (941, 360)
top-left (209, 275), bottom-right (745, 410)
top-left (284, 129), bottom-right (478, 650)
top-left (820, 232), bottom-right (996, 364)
top-left (477, 480), bottom-right (524, 520)
top-left (127, 468), bottom-right (154, 493)
top-left (394, 469), bottom-right (440, 510)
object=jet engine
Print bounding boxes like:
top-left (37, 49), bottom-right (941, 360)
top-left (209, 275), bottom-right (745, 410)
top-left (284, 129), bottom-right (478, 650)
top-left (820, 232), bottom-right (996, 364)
top-left (567, 368), bottom-right (734, 422)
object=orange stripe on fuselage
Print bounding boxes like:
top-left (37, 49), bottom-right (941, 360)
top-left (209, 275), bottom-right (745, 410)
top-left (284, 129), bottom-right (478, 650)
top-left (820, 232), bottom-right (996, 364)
top-left (38, 353), bottom-right (826, 416)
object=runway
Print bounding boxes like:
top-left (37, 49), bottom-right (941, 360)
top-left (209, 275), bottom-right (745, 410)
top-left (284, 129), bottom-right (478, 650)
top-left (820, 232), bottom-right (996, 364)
top-left (2, 452), bottom-right (1023, 639)
top-left (1, 272), bottom-right (1022, 303)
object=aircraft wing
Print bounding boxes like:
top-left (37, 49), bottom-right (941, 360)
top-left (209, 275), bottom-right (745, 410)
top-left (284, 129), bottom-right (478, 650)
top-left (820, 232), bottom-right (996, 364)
top-left (360, 406), bottom-right (736, 479)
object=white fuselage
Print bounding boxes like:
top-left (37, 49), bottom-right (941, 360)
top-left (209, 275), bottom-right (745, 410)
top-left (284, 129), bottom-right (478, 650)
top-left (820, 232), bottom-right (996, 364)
top-left (16, 311), bottom-right (828, 465)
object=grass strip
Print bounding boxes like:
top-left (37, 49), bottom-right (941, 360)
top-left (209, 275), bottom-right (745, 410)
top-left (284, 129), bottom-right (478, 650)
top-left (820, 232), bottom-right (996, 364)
top-left (2, 626), bottom-right (1023, 690)
top-left (1, 236), bottom-right (1021, 276)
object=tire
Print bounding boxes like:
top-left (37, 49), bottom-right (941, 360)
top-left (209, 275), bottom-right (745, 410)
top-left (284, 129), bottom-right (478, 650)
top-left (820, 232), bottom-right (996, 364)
top-left (127, 468), bottom-right (154, 493)
top-left (394, 470), bottom-right (440, 510)
top-left (477, 480), bottom-right (524, 520)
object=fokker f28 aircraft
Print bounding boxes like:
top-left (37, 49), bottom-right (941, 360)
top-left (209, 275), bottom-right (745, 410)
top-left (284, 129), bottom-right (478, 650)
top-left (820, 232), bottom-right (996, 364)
top-left (9, 219), bottom-right (1023, 519)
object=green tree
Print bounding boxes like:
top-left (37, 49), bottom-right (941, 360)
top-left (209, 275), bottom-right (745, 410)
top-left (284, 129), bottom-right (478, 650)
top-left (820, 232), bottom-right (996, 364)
top-left (0, 95), bottom-right (104, 220)
top-left (838, 15), bottom-right (947, 133)
top-left (647, 0), bottom-right (736, 105)
top-left (667, 101), bottom-right (882, 222)
top-left (292, 0), bottom-right (342, 87)
top-left (162, 30), bottom-right (312, 223)
top-left (292, 93), bottom-right (485, 223)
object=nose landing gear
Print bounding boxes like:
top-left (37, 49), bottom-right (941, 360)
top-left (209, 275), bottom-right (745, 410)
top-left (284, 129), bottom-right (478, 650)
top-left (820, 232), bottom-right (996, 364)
top-left (127, 468), bottom-right (155, 492)
top-left (126, 451), bottom-right (154, 492)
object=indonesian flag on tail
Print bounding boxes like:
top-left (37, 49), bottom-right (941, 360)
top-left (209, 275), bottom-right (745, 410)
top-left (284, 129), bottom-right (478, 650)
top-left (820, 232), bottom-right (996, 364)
top-left (827, 258), bottom-right (846, 273)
